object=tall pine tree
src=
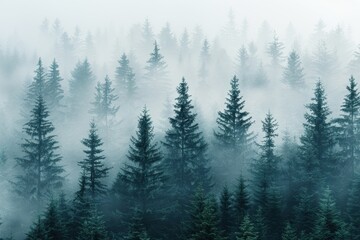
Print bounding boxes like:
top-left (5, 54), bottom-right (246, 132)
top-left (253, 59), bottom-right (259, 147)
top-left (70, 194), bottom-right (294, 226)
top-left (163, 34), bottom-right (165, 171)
top-left (283, 50), bottom-right (305, 88)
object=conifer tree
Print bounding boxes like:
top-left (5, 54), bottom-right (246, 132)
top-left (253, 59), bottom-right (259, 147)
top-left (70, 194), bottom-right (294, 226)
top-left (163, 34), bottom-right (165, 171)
top-left (299, 81), bottom-right (335, 195)
top-left (334, 76), bottom-right (360, 176)
top-left (43, 199), bottom-right (63, 240)
top-left (57, 193), bottom-right (71, 239)
top-left (236, 45), bottom-right (250, 85)
top-left (312, 41), bottom-right (336, 80)
top-left (125, 211), bottom-right (151, 240)
top-left (15, 96), bottom-right (64, 203)
top-left (267, 33), bottom-right (284, 68)
top-left (198, 39), bottom-right (210, 81)
top-left (77, 207), bottom-right (108, 240)
top-left (91, 76), bottom-right (119, 128)
top-left (295, 187), bottom-right (316, 236)
top-left (145, 41), bottom-right (167, 80)
top-left (234, 176), bottom-right (250, 225)
top-left (251, 112), bottom-right (280, 210)
top-left (313, 187), bottom-right (347, 240)
top-left (347, 173), bottom-right (360, 239)
top-left (45, 59), bottom-right (64, 110)
top-left (235, 215), bottom-right (258, 240)
top-left (283, 50), bottom-right (305, 87)
top-left (282, 222), bottom-right (297, 240)
top-left (141, 19), bottom-right (154, 53)
top-left (26, 217), bottom-right (46, 240)
top-left (115, 53), bottom-right (136, 98)
top-left (214, 76), bottom-right (253, 173)
top-left (219, 186), bottom-right (233, 239)
top-left (253, 208), bottom-right (267, 240)
top-left (69, 59), bottom-right (95, 114)
top-left (78, 122), bottom-right (110, 199)
top-left (26, 58), bottom-right (47, 109)
top-left (113, 108), bottom-right (165, 233)
top-left (163, 78), bottom-right (211, 205)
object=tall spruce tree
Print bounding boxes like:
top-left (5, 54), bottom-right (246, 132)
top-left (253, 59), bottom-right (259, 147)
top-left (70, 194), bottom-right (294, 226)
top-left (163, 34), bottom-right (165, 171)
top-left (251, 112), bottom-right (280, 210)
top-left (90, 75), bottom-right (119, 128)
top-left (69, 59), bottom-right (95, 115)
top-left (234, 176), bottom-right (251, 225)
top-left (347, 173), bottom-right (360, 239)
top-left (267, 33), bottom-right (284, 68)
top-left (214, 75), bottom-right (253, 174)
top-left (235, 215), bottom-right (258, 240)
top-left (282, 222), bottom-right (297, 240)
top-left (145, 41), bottom-right (167, 80)
top-left (115, 53), bottom-right (136, 99)
top-left (113, 108), bottom-right (165, 234)
top-left (15, 96), bottom-right (64, 203)
top-left (78, 122), bottom-right (110, 199)
top-left (43, 199), bottom-right (64, 240)
top-left (283, 50), bottom-right (305, 87)
top-left (45, 59), bottom-right (64, 110)
top-left (299, 81), bottom-right (335, 195)
top-left (219, 186), bottom-right (233, 240)
top-left (334, 76), bottom-right (360, 176)
top-left (163, 78), bottom-right (211, 204)
top-left (77, 207), bottom-right (108, 240)
top-left (26, 58), bottom-right (47, 109)
top-left (26, 217), bottom-right (46, 240)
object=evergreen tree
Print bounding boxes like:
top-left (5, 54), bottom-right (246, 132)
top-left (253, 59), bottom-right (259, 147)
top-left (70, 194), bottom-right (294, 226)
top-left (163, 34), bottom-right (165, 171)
top-left (219, 186), bottom-right (232, 239)
top-left (334, 76), bottom-right (360, 176)
top-left (69, 59), bottom-right (95, 114)
top-left (235, 215), bottom-right (258, 240)
top-left (295, 187), bottom-right (317, 236)
top-left (125, 211), bottom-right (151, 240)
top-left (43, 199), bottom-right (63, 240)
top-left (158, 22), bottom-right (177, 55)
top-left (77, 207), bottom-right (108, 240)
top-left (187, 189), bottom-right (220, 240)
top-left (57, 193), bottom-right (71, 239)
top-left (78, 122), bottom-right (110, 199)
top-left (163, 78), bottom-right (211, 206)
top-left (26, 217), bottom-right (46, 240)
top-left (267, 33), bottom-right (284, 68)
top-left (234, 176), bottom-right (250, 225)
top-left (45, 59), bottom-right (64, 110)
top-left (283, 50), bottom-right (305, 87)
top-left (282, 222), bottom-right (297, 240)
top-left (141, 19), bottom-right (154, 53)
top-left (313, 187), bottom-right (347, 240)
top-left (252, 112), bottom-right (280, 210)
top-left (198, 39), bottom-right (210, 81)
top-left (299, 81), bottom-right (335, 195)
top-left (312, 41), bottom-right (336, 80)
top-left (236, 45), bottom-right (250, 85)
top-left (145, 41), bottom-right (167, 80)
top-left (15, 96), bottom-right (64, 203)
top-left (90, 76), bottom-right (119, 128)
top-left (253, 208), bottom-right (267, 240)
top-left (347, 173), bottom-right (360, 239)
top-left (26, 58), bottom-right (47, 108)
top-left (115, 53), bottom-right (136, 99)
top-left (266, 188), bottom-right (283, 240)
top-left (214, 76), bottom-right (253, 174)
top-left (113, 108), bottom-right (165, 233)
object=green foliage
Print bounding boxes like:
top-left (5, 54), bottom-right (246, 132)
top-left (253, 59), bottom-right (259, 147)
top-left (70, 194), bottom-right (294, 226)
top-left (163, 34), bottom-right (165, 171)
top-left (115, 53), bottom-right (136, 98)
top-left (283, 50), bottom-right (305, 87)
top-left (235, 215), bottom-right (258, 240)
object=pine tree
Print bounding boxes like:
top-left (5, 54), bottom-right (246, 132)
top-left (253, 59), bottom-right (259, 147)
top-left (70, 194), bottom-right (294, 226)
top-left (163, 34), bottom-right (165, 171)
top-left (43, 199), bottom-right (63, 240)
top-left (299, 81), bottom-right (335, 195)
top-left (115, 53), bottom-right (136, 99)
top-left (45, 59), bottom-right (64, 110)
top-left (214, 76), bottom-right (253, 173)
top-left (283, 50), bottom-right (305, 87)
top-left (26, 58), bottom-right (47, 108)
top-left (253, 208), bottom-right (267, 240)
top-left (91, 76), bottom-right (119, 128)
top-left (266, 188), bottom-right (283, 240)
top-left (125, 211), bottom-right (151, 240)
top-left (163, 78), bottom-right (211, 206)
top-left (78, 122), bottom-right (110, 199)
top-left (267, 33), bottom-right (284, 68)
top-left (236, 45), bottom-right (250, 85)
top-left (77, 207), bottom-right (108, 240)
top-left (234, 176), bottom-right (250, 225)
top-left (282, 222), bottom-right (297, 240)
top-left (187, 189), bottom-right (220, 240)
top-left (198, 39), bottom-right (210, 81)
top-left (219, 186), bottom-right (232, 239)
top-left (145, 41), bottom-right (167, 80)
top-left (347, 173), bottom-right (360, 239)
top-left (15, 96), bottom-right (64, 203)
top-left (57, 193), bottom-right (71, 239)
top-left (295, 187), bottom-right (317, 236)
top-left (141, 19), bottom-right (154, 53)
top-left (312, 41), bottom-right (336, 80)
top-left (334, 76), bottom-right (360, 176)
top-left (26, 217), bottom-right (46, 240)
top-left (313, 187), bottom-right (347, 240)
top-left (114, 108), bottom-right (165, 233)
top-left (158, 22), bottom-right (177, 55)
top-left (69, 59), bottom-right (95, 114)
top-left (252, 112), bottom-right (280, 210)
top-left (235, 215), bottom-right (258, 240)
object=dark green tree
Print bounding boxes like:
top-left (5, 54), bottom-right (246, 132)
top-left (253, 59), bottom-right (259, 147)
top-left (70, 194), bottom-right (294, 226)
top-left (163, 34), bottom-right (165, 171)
top-left (163, 78), bottom-right (211, 204)
top-left (295, 187), bottom-right (317, 236)
top-left (283, 50), bottom-right (305, 87)
top-left (115, 53), bottom-right (136, 98)
top-left (26, 217), bottom-right (46, 240)
top-left (347, 173), bottom-right (360, 239)
top-left (214, 76), bottom-right (253, 176)
top-left (15, 96), bottom-right (64, 203)
top-left (43, 199), bottom-right (63, 240)
top-left (113, 108), bottom-right (165, 234)
top-left (145, 41), bottom-right (167, 80)
top-left (78, 122), bottom-right (110, 199)
top-left (234, 176), bottom-right (250, 225)
top-left (267, 33), bottom-right (284, 68)
top-left (299, 81), bottom-right (335, 196)
top-left (77, 207), bottom-right (108, 240)
top-left (45, 59), bottom-right (64, 110)
top-left (27, 58), bottom-right (47, 107)
top-left (125, 211), bottom-right (151, 240)
top-left (219, 186), bottom-right (232, 239)
top-left (235, 215), bottom-right (258, 240)
top-left (282, 222), bottom-right (297, 240)
top-left (253, 208), bottom-right (267, 240)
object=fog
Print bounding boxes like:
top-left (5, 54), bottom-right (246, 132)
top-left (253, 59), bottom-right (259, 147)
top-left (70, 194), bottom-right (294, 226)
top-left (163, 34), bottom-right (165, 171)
top-left (0, 0), bottom-right (359, 239)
